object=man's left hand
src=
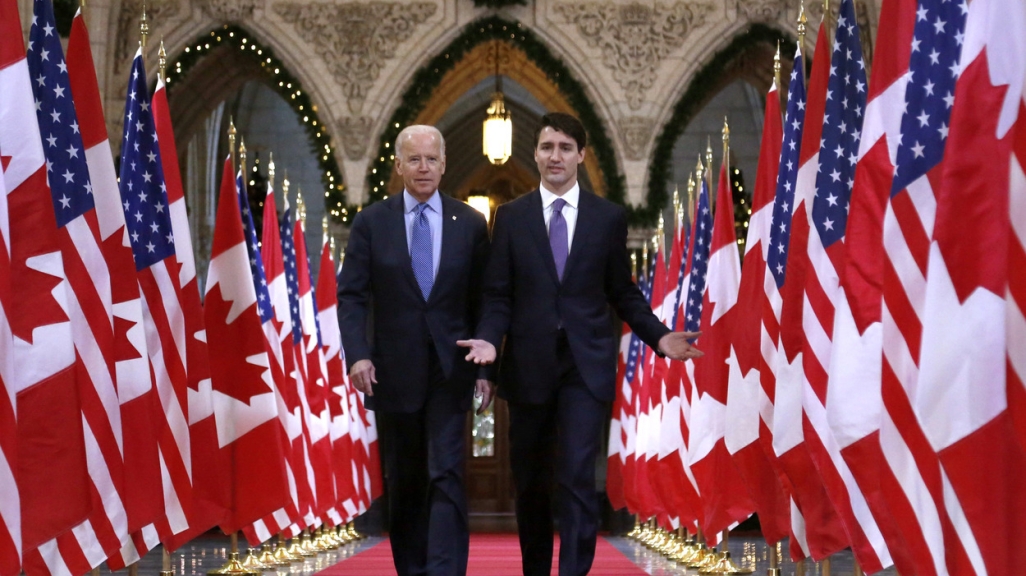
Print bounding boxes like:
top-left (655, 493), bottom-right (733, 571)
top-left (658, 331), bottom-right (704, 361)
top-left (475, 379), bottom-right (496, 415)
top-left (457, 339), bottom-right (497, 364)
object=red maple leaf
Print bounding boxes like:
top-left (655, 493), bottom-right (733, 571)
top-left (203, 281), bottom-right (273, 404)
top-left (7, 169), bottom-right (68, 344)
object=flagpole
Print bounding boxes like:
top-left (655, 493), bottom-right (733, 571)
top-left (228, 119), bottom-right (237, 176)
top-left (722, 116), bottom-right (730, 179)
top-left (158, 38), bottom-right (167, 84)
top-left (774, 41), bottom-right (783, 121)
top-left (768, 542), bottom-right (781, 576)
top-left (797, 0), bottom-right (808, 87)
top-left (139, 0), bottom-right (149, 64)
top-left (704, 138), bottom-right (714, 198)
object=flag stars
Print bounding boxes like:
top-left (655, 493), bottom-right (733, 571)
top-left (42, 22), bottom-right (54, 36)
top-left (57, 60), bottom-right (66, 74)
top-left (147, 151), bottom-right (157, 163)
top-left (146, 242), bottom-right (156, 253)
top-left (911, 141), bottom-right (926, 158)
top-left (52, 84), bottom-right (64, 99)
top-left (924, 80), bottom-right (935, 96)
top-left (65, 144), bottom-right (78, 158)
top-left (933, 16), bottom-right (946, 34)
top-left (155, 202), bottom-right (165, 213)
top-left (58, 195), bottom-right (71, 209)
top-left (823, 218), bottom-right (835, 231)
top-left (938, 123), bottom-right (949, 139)
top-left (142, 171), bottom-right (153, 183)
top-left (35, 74), bottom-right (46, 87)
top-left (61, 169), bottom-right (74, 183)
top-left (45, 134), bottom-right (57, 147)
top-left (138, 191), bottom-right (148, 202)
top-left (928, 49), bottom-right (941, 65)
top-left (50, 109), bottom-right (61, 123)
top-left (134, 211), bottom-right (144, 222)
top-left (917, 111), bottom-right (930, 127)
top-left (150, 222), bottom-right (160, 234)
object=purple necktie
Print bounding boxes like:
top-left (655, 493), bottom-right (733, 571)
top-left (549, 198), bottom-right (568, 280)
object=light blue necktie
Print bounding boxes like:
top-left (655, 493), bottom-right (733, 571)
top-left (411, 203), bottom-right (434, 299)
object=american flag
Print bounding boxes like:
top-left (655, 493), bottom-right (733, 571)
top-left (680, 173), bottom-right (713, 525)
top-left (203, 156), bottom-right (290, 533)
top-left (116, 49), bottom-right (198, 563)
top-left (607, 308), bottom-right (642, 511)
top-left (877, 0), bottom-right (979, 572)
top-left (795, 1), bottom-right (891, 571)
top-left (66, 8), bottom-right (163, 562)
top-left (632, 239), bottom-right (666, 521)
top-left (23, 0), bottom-right (141, 572)
top-left (690, 162), bottom-right (754, 539)
top-left (654, 208), bottom-right (701, 532)
top-left (620, 269), bottom-right (648, 516)
top-left (913, 0), bottom-right (1026, 573)
top-left (280, 199), bottom-right (317, 527)
top-left (768, 43), bottom-right (847, 563)
top-left (293, 215), bottom-right (336, 521)
top-left (149, 54), bottom-right (226, 554)
top-left (0, 0), bottom-right (90, 572)
top-left (725, 75), bottom-right (792, 546)
top-left (829, 0), bottom-right (919, 570)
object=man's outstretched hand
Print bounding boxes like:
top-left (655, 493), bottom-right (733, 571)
top-left (349, 359), bottom-right (377, 395)
top-left (457, 339), bottom-right (497, 365)
top-left (658, 331), bottom-right (704, 361)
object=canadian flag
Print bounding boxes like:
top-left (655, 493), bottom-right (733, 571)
top-left (915, 0), bottom-right (1026, 572)
top-left (204, 157), bottom-right (290, 532)
top-left (0, 1), bottom-right (91, 573)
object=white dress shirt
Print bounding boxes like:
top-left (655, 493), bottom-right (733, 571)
top-left (540, 181), bottom-right (579, 252)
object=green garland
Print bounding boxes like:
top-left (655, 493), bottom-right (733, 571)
top-left (647, 24), bottom-right (796, 225)
top-left (164, 25), bottom-right (351, 223)
top-left (366, 16), bottom-right (630, 221)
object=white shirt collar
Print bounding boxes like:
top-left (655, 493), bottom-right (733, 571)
top-left (539, 181), bottom-right (580, 210)
top-left (403, 189), bottom-right (442, 214)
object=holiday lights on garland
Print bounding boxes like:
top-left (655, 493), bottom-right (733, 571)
top-left (647, 24), bottom-right (795, 228)
top-left (164, 25), bottom-right (351, 223)
top-left (366, 17), bottom-right (636, 223)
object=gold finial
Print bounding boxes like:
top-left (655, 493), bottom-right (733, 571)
top-left (228, 117), bottom-right (237, 175)
top-left (268, 152), bottom-right (276, 189)
top-left (774, 40), bottom-right (782, 88)
top-left (657, 213), bottom-right (665, 241)
top-left (139, 0), bottom-right (149, 51)
top-left (322, 215), bottom-right (329, 245)
top-left (687, 171), bottom-right (697, 225)
top-left (239, 138), bottom-right (248, 178)
top-left (672, 185), bottom-right (680, 217)
top-left (283, 171), bottom-right (290, 206)
top-left (705, 138), bottom-right (714, 188)
top-left (296, 187), bottom-right (307, 226)
top-left (641, 240), bottom-right (649, 280)
top-left (695, 155), bottom-right (704, 187)
top-left (797, 0), bottom-right (808, 85)
top-left (158, 39), bottom-right (167, 82)
top-left (631, 251), bottom-right (638, 280)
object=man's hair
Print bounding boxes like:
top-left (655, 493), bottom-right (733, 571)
top-left (395, 125), bottom-right (446, 159)
top-left (534, 112), bottom-right (586, 151)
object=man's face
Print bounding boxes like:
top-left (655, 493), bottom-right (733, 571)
top-left (534, 126), bottom-right (585, 195)
top-left (396, 132), bottom-right (446, 202)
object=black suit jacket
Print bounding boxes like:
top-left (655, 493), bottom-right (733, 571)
top-left (338, 192), bottom-right (489, 412)
top-left (476, 188), bottom-right (669, 404)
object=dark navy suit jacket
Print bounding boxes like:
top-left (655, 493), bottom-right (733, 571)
top-left (338, 192), bottom-right (490, 412)
top-left (476, 188), bottom-right (669, 404)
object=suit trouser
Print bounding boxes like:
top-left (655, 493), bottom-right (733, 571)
top-left (376, 348), bottom-right (470, 576)
top-left (508, 332), bottom-right (606, 576)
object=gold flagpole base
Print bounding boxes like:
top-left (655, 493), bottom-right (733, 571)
top-left (286, 534), bottom-right (309, 559)
top-left (273, 535), bottom-right (299, 564)
top-left (206, 552), bottom-right (260, 576)
top-left (334, 525), bottom-right (351, 544)
top-left (698, 550), bottom-right (755, 575)
top-left (257, 542), bottom-right (284, 568)
top-left (240, 548), bottom-right (270, 573)
top-left (346, 522), bottom-right (361, 540)
top-left (299, 529), bottom-right (318, 556)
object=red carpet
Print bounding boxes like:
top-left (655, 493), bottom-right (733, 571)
top-left (316, 534), bottom-right (647, 575)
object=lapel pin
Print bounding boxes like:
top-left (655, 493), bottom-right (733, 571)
top-left (452, 215), bottom-right (457, 220)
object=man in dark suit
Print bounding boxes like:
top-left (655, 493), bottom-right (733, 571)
top-left (459, 113), bottom-right (702, 576)
top-left (338, 125), bottom-right (493, 576)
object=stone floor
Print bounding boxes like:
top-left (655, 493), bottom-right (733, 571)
top-left (134, 532), bottom-right (897, 576)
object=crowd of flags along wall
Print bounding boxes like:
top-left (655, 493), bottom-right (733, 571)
top-left (605, 0), bottom-right (1026, 573)
top-left (0, 1), bottom-right (381, 574)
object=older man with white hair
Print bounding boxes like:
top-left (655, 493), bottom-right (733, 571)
top-left (338, 125), bottom-right (493, 576)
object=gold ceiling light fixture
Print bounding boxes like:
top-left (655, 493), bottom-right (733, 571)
top-left (482, 40), bottom-right (512, 165)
